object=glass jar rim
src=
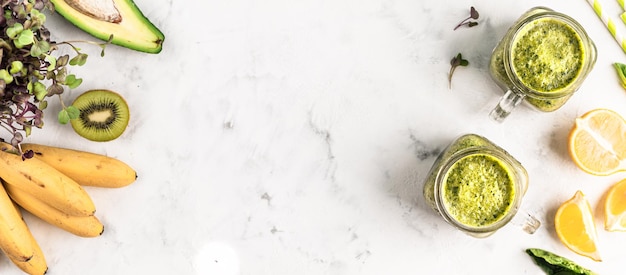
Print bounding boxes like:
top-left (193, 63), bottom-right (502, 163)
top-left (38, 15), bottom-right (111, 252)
top-left (502, 11), bottom-right (595, 99)
top-left (433, 147), bottom-right (525, 234)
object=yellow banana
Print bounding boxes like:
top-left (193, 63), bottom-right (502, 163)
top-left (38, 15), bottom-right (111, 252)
top-left (0, 143), bottom-right (96, 217)
top-left (7, 197), bottom-right (48, 275)
top-left (9, 239), bottom-right (47, 275)
top-left (21, 143), bottom-right (137, 188)
top-left (0, 182), bottom-right (34, 262)
top-left (5, 182), bottom-right (104, 238)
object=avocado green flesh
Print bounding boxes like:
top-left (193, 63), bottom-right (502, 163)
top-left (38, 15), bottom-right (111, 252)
top-left (50, 0), bottom-right (164, 53)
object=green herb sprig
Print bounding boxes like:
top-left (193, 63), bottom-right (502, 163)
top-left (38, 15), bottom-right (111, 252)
top-left (0, 0), bottom-right (109, 158)
top-left (449, 53), bottom-right (469, 88)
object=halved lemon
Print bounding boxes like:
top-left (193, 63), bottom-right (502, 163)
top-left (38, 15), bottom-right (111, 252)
top-left (555, 190), bottom-right (601, 262)
top-left (568, 108), bottom-right (626, 176)
top-left (605, 178), bottom-right (626, 232)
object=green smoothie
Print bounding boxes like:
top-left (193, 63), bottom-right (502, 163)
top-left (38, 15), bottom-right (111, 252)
top-left (423, 134), bottom-right (527, 233)
top-left (512, 18), bottom-right (584, 91)
top-left (423, 134), bottom-right (490, 207)
top-left (442, 154), bottom-right (515, 227)
top-left (512, 18), bottom-right (584, 110)
top-left (488, 7), bottom-right (594, 113)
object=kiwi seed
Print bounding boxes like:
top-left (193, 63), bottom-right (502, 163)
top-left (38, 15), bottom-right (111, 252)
top-left (70, 89), bottom-right (130, 142)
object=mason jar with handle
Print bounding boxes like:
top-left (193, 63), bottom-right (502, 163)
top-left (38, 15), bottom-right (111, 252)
top-left (423, 134), bottom-right (540, 238)
top-left (488, 7), bottom-right (597, 122)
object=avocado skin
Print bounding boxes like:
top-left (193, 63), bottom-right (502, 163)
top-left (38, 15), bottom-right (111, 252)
top-left (50, 0), bottom-right (165, 54)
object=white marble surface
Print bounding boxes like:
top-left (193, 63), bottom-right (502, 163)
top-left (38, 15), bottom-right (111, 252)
top-left (3, 0), bottom-right (626, 274)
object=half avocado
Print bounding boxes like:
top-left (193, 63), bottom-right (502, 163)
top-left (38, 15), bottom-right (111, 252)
top-left (50, 0), bottom-right (164, 53)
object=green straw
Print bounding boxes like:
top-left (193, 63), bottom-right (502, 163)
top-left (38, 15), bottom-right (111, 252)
top-left (586, 0), bottom-right (626, 53)
top-left (617, 0), bottom-right (626, 24)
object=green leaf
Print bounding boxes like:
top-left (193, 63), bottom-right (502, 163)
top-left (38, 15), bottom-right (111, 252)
top-left (6, 23), bottom-right (23, 39)
top-left (614, 63), bottom-right (626, 90)
top-left (33, 82), bottom-right (47, 101)
top-left (65, 74), bottom-right (82, 89)
top-left (30, 40), bottom-right (50, 57)
top-left (66, 105), bottom-right (80, 119)
top-left (45, 55), bottom-right (56, 71)
top-left (32, 70), bottom-right (44, 80)
top-left (69, 53), bottom-right (88, 66)
top-left (9, 61), bottom-right (23, 74)
top-left (15, 29), bottom-right (34, 48)
top-left (526, 248), bottom-right (597, 275)
top-left (0, 69), bottom-right (14, 84)
top-left (58, 109), bottom-right (70, 124)
top-left (29, 9), bottom-right (46, 27)
top-left (39, 100), bottom-right (48, 110)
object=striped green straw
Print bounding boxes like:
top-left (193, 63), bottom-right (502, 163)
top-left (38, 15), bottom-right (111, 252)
top-left (586, 0), bottom-right (626, 53)
top-left (617, 0), bottom-right (626, 24)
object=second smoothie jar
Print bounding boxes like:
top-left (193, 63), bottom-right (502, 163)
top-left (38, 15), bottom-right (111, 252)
top-left (423, 134), bottom-right (539, 237)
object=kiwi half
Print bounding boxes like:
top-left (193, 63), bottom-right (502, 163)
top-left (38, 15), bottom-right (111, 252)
top-left (70, 89), bottom-right (130, 142)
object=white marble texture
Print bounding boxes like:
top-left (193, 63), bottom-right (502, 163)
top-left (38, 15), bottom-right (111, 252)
top-left (2, 0), bottom-right (626, 274)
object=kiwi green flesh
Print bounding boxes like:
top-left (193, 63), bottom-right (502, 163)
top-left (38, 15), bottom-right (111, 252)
top-left (70, 89), bottom-right (130, 142)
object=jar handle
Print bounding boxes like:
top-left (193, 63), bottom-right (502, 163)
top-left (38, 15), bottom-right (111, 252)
top-left (512, 210), bottom-right (541, 234)
top-left (489, 89), bottom-right (525, 122)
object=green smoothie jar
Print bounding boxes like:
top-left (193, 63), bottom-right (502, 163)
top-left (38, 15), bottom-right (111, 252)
top-left (423, 134), bottom-right (540, 237)
top-left (489, 7), bottom-right (597, 122)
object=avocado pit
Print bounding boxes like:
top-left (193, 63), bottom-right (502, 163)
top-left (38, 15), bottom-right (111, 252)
top-left (66, 0), bottom-right (121, 23)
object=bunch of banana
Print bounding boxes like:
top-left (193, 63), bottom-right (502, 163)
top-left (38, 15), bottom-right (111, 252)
top-left (0, 143), bottom-right (137, 275)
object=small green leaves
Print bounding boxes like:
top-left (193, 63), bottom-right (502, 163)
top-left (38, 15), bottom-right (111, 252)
top-left (0, 69), bottom-right (14, 84)
top-left (45, 54), bottom-right (57, 71)
top-left (32, 81), bottom-right (47, 101)
top-left (6, 23), bottom-right (23, 39)
top-left (64, 74), bottom-right (82, 89)
top-left (69, 53), bottom-right (88, 66)
top-left (614, 62), bottom-right (626, 89)
top-left (67, 106), bottom-right (80, 118)
top-left (29, 9), bottom-right (46, 29)
top-left (454, 7), bottom-right (480, 30)
top-left (58, 105), bottom-right (80, 124)
top-left (15, 29), bottom-right (34, 48)
top-left (449, 53), bottom-right (469, 88)
top-left (30, 39), bottom-right (50, 57)
top-left (39, 100), bottom-right (48, 110)
top-left (7, 22), bottom-right (35, 48)
top-left (9, 61), bottom-right (23, 74)
top-left (0, 1), bottom-right (107, 153)
top-left (57, 109), bottom-right (70, 124)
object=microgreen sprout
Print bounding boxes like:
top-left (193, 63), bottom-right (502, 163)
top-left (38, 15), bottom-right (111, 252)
top-left (454, 6), bottom-right (480, 30)
top-left (449, 53), bottom-right (469, 89)
top-left (0, 0), bottom-right (110, 158)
